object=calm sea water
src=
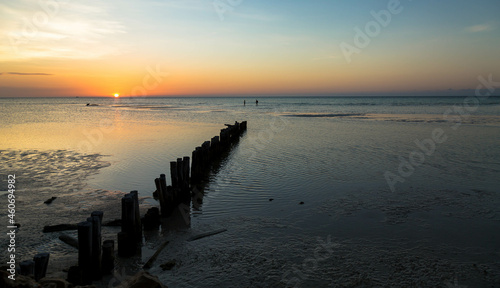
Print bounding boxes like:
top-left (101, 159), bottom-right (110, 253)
top-left (1, 96), bottom-right (499, 287)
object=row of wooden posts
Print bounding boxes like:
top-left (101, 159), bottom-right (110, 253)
top-left (68, 211), bottom-right (115, 285)
top-left (117, 121), bottom-right (247, 256)
top-left (18, 253), bottom-right (50, 281)
top-left (157, 121), bottom-right (247, 218)
top-left (66, 121), bottom-right (246, 284)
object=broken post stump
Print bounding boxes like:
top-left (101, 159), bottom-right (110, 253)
top-left (102, 240), bottom-right (115, 275)
top-left (33, 252), bottom-right (50, 281)
top-left (19, 260), bottom-right (34, 276)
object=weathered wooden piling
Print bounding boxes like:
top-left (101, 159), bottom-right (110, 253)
top-left (211, 136), bottom-right (220, 157)
top-left (154, 177), bottom-right (167, 216)
top-left (101, 240), bottom-right (115, 275)
top-left (191, 147), bottom-right (202, 182)
top-left (176, 158), bottom-right (184, 188)
top-left (117, 191), bottom-right (142, 257)
top-left (160, 174), bottom-right (173, 214)
top-left (181, 156), bottom-right (190, 201)
top-left (155, 174), bottom-right (169, 217)
top-left (89, 212), bottom-right (102, 280)
top-left (151, 122), bottom-right (247, 223)
top-left (19, 260), bottom-right (34, 276)
top-left (118, 194), bottom-right (135, 257)
top-left (130, 191), bottom-right (142, 242)
top-left (121, 195), bottom-right (135, 236)
top-left (77, 221), bottom-right (92, 283)
top-left (170, 161), bottom-right (178, 188)
top-left (202, 141), bottom-right (211, 164)
top-left (33, 253), bottom-right (50, 281)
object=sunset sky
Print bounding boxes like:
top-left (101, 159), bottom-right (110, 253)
top-left (1, 0), bottom-right (499, 97)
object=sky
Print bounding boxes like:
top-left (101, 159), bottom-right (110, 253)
top-left (0, 0), bottom-right (499, 97)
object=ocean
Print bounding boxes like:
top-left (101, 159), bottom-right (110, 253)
top-left (1, 96), bottom-right (499, 287)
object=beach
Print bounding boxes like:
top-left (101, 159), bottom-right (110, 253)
top-left (1, 96), bottom-right (499, 287)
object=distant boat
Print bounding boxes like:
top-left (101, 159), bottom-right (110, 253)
top-left (86, 103), bottom-right (98, 106)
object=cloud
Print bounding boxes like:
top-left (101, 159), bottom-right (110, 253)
top-left (0, 1), bottom-right (127, 61)
top-left (2, 72), bottom-right (53, 76)
top-left (465, 24), bottom-right (493, 33)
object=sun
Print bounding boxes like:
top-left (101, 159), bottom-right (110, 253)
top-left (114, 93), bottom-right (120, 98)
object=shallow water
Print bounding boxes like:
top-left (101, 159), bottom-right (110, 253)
top-left (1, 96), bottom-right (499, 287)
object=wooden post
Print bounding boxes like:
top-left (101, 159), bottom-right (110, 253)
top-left (182, 156), bottom-right (190, 201)
top-left (119, 194), bottom-right (136, 257)
top-left (130, 191), bottom-right (142, 243)
top-left (91, 210), bottom-right (103, 222)
top-left (121, 194), bottom-right (135, 237)
top-left (211, 136), bottom-right (220, 158)
top-left (220, 128), bottom-right (228, 148)
top-left (202, 141), bottom-right (211, 165)
top-left (77, 221), bottom-right (92, 283)
top-left (170, 161), bottom-right (178, 188)
top-left (176, 158), bottom-right (183, 187)
top-left (160, 174), bottom-right (172, 215)
top-left (89, 214), bottom-right (102, 280)
top-left (33, 253), bottom-right (50, 281)
top-left (101, 240), bottom-right (114, 275)
top-left (191, 149), bottom-right (197, 182)
top-left (191, 147), bottom-right (201, 183)
top-left (154, 178), bottom-right (166, 216)
top-left (19, 260), bottom-right (34, 276)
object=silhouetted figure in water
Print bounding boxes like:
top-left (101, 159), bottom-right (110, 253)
top-left (256, 100), bottom-right (259, 106)
top-left (244, 100), bottom-right (246, 106)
